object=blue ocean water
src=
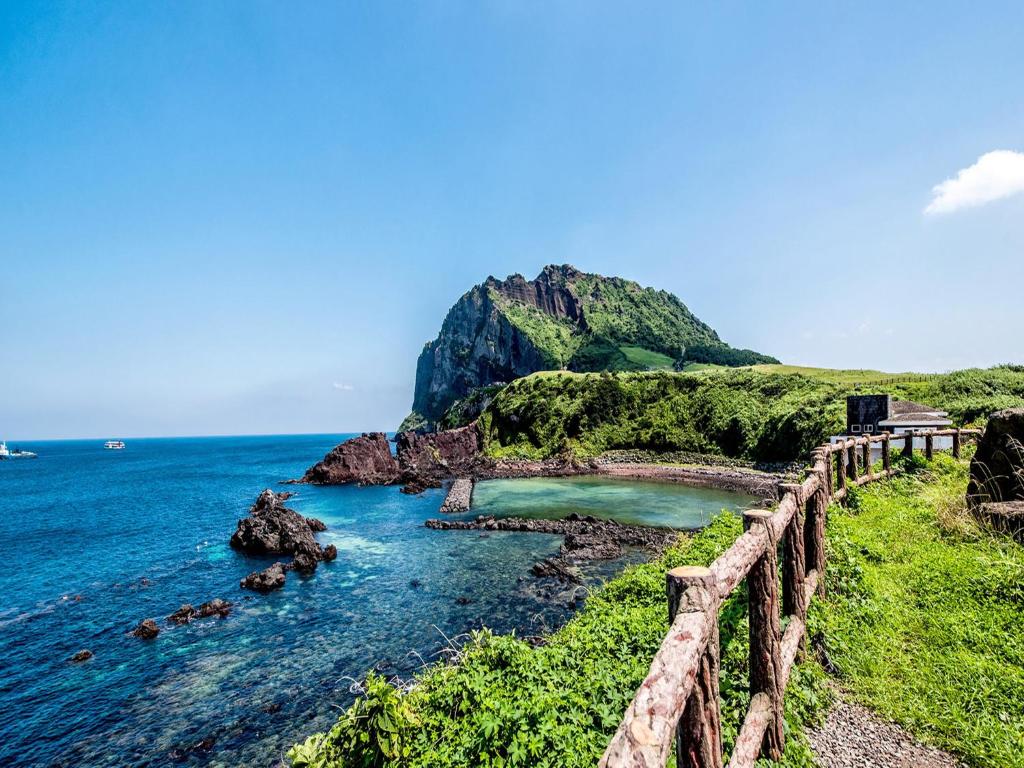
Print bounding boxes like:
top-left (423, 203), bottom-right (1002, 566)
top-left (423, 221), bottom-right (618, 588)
top-left (0, 436), bottom-right (751, 767)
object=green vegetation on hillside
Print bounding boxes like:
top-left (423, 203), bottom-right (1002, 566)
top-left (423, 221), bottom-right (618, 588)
top-left (490, 267), bottom-right (779, 374)
top-left (817, 455), bottom-right (1024, 767)
top-left (477, 365), bottom-right (1024, 462)
top-left (497, 298), bottom-right (582, 368)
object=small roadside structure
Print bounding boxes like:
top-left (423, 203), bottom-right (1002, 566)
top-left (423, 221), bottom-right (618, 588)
top-left (846, 394), bottom-right (951, 436)
top-left (841, 394), bottom-right (954, 453)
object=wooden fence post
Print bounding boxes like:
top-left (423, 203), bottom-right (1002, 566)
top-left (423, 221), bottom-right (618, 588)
top-left (903, 431), bottom-right (914, 459)
top-left (847, 441), bottom-right (859, 482)
top-left (667, 566), bottom-right (723, 768)
top-left (779, 484), bottom-right (807, 655)
top-left (836, 446), bottom-right (848, 495)
top-left (952, 428), bottom-right (962, 459)
top-left (804, 476), bottom-right (827, 598)
top-left (925, 432), bottom-right (934, 461)
top-left (861, 439), bottom-right (872, 479)
top-left (743, 511), bottom-right (784, 760)
top-left (822, 449), bottom-right (834, 499)
top-left (882, 433), bottom-right (891, 474)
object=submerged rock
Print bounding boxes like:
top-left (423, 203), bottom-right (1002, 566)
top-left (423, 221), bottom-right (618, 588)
top-left (531, 558), bottom-right (582, 583)
top-left (131, 619), bottom-right (160, 640)
top-left (197, 598), bottom-right (232, 619)
top-left (427, 512), bottom-right (678, 584)
top-left (400, 475), bottom-right (443, 495)
top-left (240, 563), bottom-right (287, 593)
top-left (70, 649), bottom-right (94, 662)
top-left (167, 604), bottom-right (197, 625)
top-left (168, 599), bottom-right (231, 624)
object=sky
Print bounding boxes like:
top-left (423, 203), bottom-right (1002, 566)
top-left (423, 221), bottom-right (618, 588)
top-left (2, 2), bottom-right (1023, 439)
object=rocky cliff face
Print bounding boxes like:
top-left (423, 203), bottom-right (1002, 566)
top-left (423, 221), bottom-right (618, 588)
top-left (408, 279), bottom-right (552, 430)
top-left (405, 264), bottom-right (777, 428)
top-left (300, 433), bottom-right (400, 485)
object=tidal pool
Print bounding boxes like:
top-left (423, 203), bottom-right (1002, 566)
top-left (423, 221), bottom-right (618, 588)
top-left (470, 474), bottom-right (754, 529)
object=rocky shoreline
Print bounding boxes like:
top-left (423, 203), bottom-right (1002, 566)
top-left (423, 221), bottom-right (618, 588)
top-left (426, 512), bottom-right (682, 583)
top-left (294, 425), bottom-right (782, 503)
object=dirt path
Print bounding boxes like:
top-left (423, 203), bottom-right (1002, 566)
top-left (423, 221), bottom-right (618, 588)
top-left (807, 699), bottom-right (964, 768)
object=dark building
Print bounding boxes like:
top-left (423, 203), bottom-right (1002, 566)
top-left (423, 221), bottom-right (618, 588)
top-left (846, 394), bottom-right (891, 435)
top-left (845, 394), bottom-right (952, 435)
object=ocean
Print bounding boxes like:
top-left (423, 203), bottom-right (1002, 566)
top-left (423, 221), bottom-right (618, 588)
top-left (0, 435), bottom-right (750, 767)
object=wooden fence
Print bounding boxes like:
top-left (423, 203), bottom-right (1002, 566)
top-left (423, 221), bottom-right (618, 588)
top-left (599, 427), bottom-right (980, 768)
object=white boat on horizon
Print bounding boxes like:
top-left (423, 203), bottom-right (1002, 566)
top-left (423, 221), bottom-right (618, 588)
top-left (104, 440), bottom-right (126, 450)
top-left (0, 441), bottom-right (38, 459)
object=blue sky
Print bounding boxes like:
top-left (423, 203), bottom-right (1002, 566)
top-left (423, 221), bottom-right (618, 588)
top-left (2, 2), bottom-right (1023, 439)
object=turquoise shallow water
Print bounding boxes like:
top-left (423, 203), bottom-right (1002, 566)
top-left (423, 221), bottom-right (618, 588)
top-left (0, 436), bottom-right (751, 767)
top-left (470, 475), bottom-right (751, 528)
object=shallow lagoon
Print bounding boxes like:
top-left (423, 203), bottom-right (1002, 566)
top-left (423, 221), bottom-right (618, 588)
top-left (471, 475), bottom-right (752, 528)
top-left (0, 436), bottom-right (751, 767)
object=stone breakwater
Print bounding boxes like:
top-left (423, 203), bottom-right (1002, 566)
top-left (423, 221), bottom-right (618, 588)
top-left (425, 512), bottom-right (681, 583)
top-left (440, 478), bottom-right (474, 513)
top-left (594, 462), bottom-right (783, 498)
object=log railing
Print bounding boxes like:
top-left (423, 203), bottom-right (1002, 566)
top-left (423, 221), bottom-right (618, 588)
top-left (599, 427), bottom-right (979, 768)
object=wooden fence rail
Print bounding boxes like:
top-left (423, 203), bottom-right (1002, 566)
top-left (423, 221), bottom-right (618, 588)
top-left (599, 427), bottom-right (980, 768)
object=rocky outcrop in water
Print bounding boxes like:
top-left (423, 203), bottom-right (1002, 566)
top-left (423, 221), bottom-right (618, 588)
top-left (299, 424), bottom-right (485, 489)
top-left (240, 562), bottom-right (287, 593)
top-left (131, 619), bottom-right (160, 640)
top-left (396, 423), bottom-right (482, 478)
top-left (300, 433), bottom-right (400, 485)
top-left (70, 649), bottom-right (93, 662)
top-left (231, 490), bottom-right (327, 559)
top-left (167, 599), bottom-right (233, 625)
top-left (968, 408), bottom-right (1024, 506)
top-left (426, 512), bottom-right (680, 582)
top-left (231, 490), bottom-right (336, 592)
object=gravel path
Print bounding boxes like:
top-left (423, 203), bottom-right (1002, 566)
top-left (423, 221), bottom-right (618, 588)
top-left (808, 699), bottom-right (964, 768)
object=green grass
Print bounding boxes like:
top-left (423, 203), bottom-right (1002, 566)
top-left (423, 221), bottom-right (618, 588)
top-left (817, 454), bottom-right (1024, 767)
top-left (618, 345), bottom-right (676, 370)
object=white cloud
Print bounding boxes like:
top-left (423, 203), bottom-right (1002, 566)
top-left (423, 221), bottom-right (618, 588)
top-left (332, 382), bottom-right (355, 392)
top-left (924, 149), bottom-right (1024, 215)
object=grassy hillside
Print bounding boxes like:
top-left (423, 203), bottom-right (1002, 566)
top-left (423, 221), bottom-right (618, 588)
top-left (818, 454), bottom-right (1024, 766)
top-left (477, 365), bottom-right (1024, 462)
